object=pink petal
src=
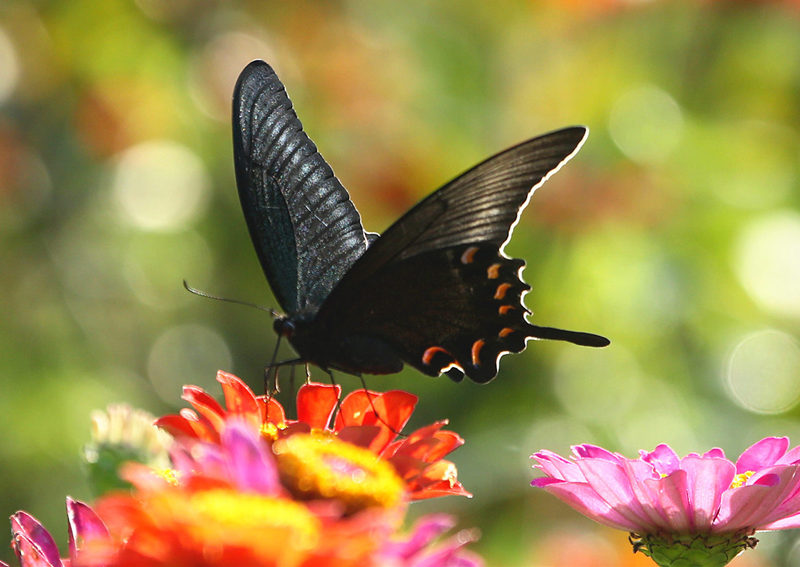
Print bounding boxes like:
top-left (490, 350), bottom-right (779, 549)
top-left (715, 465), bottom-right (800, 532)
top-left (66, 498), bottom-right (108, 559)
top-left (643, 470), bottom-right (693, 532)
top-left (538, 481), bottom-right (643, 531)
top-left (531, 451), bottom-right (585, 482)
top-left (760, 511), bottom-right (800, 530)
top-left (703, 448), bottom-right (726, 459)
top-left (681, 456), bottom-right (735, 530)
top-left (10, 512), bottom-right (61, 567)
top-left (641, 444), bottom-right (681, 475)
top-left (221, 422), bottom-right (280, 494)
top-left (572, 444), bottom-right (622, 463)
top-left (621, 459), bottom-right (677, 530)
top-left (777, 445), bottom-right (800, 466)
top-left (576, 458), bottom-right (659, 530)
top-left (736, 437), bottom-right (789, 473)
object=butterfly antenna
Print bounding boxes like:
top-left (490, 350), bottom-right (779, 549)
top-left (182, 280), bottom-right (279, 317)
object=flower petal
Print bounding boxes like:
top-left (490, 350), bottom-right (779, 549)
top-left (572, 444), bottom-right (622, 463)
top-left (681, 455), bottom-right (735, 530)
top-left (531, 450), bottom-right (585, 483)
top-left (640, 444), bottom-right (681, 475)
top-left (715, 465), bottom-right (800, 531)
top-left (217, 371), bottom-right (261, 423)
top-left (736, 437), bottom-right (789, 473)
top-left (10, 511), bottom-right (62, 567)
top-left (537, 481), bottom-right (642, 531)
top-left (66, 498), bottom-right (108, 559)
top-left (575, 458), bottom-right (659, 531)
top-left (337, 390), bottom-right (417, 454)
top-left (296, 382), bottom-right (341, 429)
top-left (643, 470), bottom-right (693, 532)
top-left (221, 422), bottom-right (281, 494)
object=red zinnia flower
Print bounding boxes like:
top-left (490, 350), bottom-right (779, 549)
top-left (156, 370), bottom-right (470, 500)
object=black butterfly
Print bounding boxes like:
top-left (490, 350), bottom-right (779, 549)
top-left (232, 60), bottom-right (609, 384)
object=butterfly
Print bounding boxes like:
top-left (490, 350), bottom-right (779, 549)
top-left (232, 60), bottom-right (609, 384)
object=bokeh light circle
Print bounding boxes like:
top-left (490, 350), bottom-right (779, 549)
top-left (608, 84), bottom-right (684, 165)
top-left (112, 140), bottom-right (210, 231)
top-left (725, 329), bottom-right (800, 415)
top-left (734, 211), bottom-right (800, 318)
top-left (147, 324), bottom-right (232, 403)
top-left (0, 27), bottom-right (19, 103)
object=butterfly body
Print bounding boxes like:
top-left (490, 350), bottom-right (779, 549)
top-left (233, 60), bottom-right (609, 384)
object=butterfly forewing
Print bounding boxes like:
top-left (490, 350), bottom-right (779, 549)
top-left (233, 60), bottom-right (369, 314)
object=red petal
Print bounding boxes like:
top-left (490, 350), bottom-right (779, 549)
top-left (296, 383), bottom-right (341, 429)
top-left (155, 411), bottom-right (218, 443)
top-left (257, 395), bottom-right (286, 425)
top-left (181, 386), bottom-right (226, 433)
top-left (337, 425), bottom-right (382, 449)
top-left (217, 371), bottom-right (260, 418)
top-left (336, 390), bottom-right (417, 454)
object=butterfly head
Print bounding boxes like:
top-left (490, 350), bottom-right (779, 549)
top-left (273, 316), bottom-right (295, 338)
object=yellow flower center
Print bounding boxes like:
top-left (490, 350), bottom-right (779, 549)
top-left (272, 432), bottom-right (406, 513)
top-left (149, 488), bottom-right (321, 554)
top-left (260, 421), bottom-right (284, 441)
top-left (730, 471), bottom-right (755, 489)
top-left (155, 468), bottom-right (180, 486)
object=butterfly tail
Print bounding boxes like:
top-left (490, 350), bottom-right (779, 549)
top-left (527, 325), bottom-right (610, 348)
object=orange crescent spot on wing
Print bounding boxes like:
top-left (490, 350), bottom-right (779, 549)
top-left (487, 263), bottom-right (502, 279)
top-left (460, 246), bottom-right (479, 265)
top-left (499, 327), bottom-right (515, 338)
top-left (471, 339), bottom-right (485, 366)
top-left (498, 304), bottom-right (515, 315)
top-left (494, 282), bottom-right (513, 300)
top-left (422, 346), bottom-right (453, 366)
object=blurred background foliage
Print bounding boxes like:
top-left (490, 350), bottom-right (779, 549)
top-left (1, 0), bottom-right (800, 565)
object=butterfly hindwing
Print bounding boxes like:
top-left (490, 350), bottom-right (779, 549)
top-left (233, 60), bottom-right (369, 314)
top-left (310, 128), bottom-right (609, 382)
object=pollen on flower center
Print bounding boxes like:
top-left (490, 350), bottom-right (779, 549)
top-left (273, 433), bottom-right (406, 513)
top-left (730, 471), bottom-right (755, 489)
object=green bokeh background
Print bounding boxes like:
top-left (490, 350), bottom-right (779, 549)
top-left (2, 1), bottom-right (800, 565)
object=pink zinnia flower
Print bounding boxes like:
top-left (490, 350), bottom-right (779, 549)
top-left (532, 437), bottom-right (800, 566)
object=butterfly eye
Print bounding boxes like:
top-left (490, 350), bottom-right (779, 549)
top-left (273, 318), bottom-right (295, 338)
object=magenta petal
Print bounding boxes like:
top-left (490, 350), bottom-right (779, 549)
top-left (715, 466), bottom-right (800, 532)
top-left (620, 459), bottom-right (672, 530)
top-left (736, 437), bottom-right (789, 473)
top-left (575, 458), bottom-right (658, 530)
top-left (642, 470), bottom-right (693, 532)
top-left (681, 456), bottom-right (735, 530)
top-left (532, 451), bottom-right (585, 482)
top-left (221, 421), bottom-right (280, 494)
top-left (703, 448), bottom-right (726, 459)
top-left (539, 481), bottom-right (642, 531)
top-left (641, 444), bottom-right (681, 475)
top-left (572, 444), bottom-right (621, 463)
top-left (760, 511), bottom-right (800, 530)
top-left (777, 445), bottom-right (800, 466)
top-left (66, 498), bottom-right (108, 559)
top-left (382, 515), bottom-right (455, 558)
top-left (10, 512), bottom-right (62, 567)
